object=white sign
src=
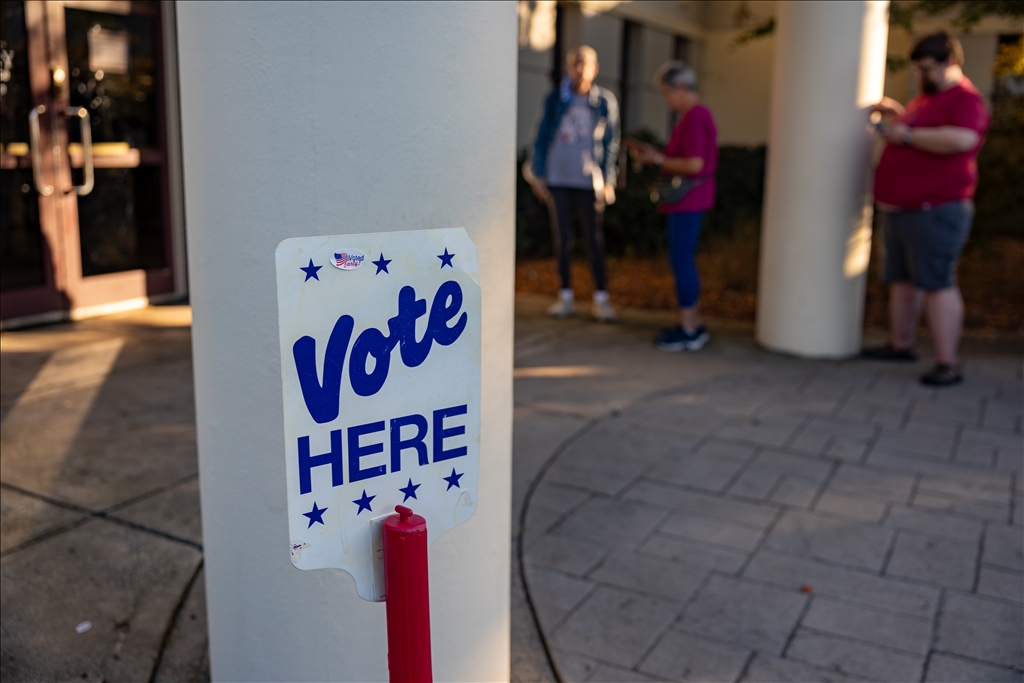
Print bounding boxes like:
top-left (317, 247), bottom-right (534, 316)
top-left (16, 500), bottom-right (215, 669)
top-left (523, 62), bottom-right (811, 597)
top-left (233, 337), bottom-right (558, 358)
top-left (275, 228), bottom-right (481, 601)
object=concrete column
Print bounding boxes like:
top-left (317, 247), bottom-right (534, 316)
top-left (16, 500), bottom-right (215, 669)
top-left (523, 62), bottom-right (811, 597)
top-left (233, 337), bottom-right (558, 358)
top-left (561, 2), bottom-right (584, 57)
top-left (176, 3), bottom-right (516, 681)
top-left (755, 1), bottom-right (889, 357)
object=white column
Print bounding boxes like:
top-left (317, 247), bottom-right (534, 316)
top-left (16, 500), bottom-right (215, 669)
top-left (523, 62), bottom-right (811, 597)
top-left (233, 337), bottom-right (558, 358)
top-left (755, 1), bottom-right (889, 358)
top-left (176, 3), bottom-right (516, 681)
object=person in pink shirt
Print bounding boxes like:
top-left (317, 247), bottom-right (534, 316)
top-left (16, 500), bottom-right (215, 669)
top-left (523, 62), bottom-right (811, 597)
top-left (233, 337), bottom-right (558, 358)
top-left (630, 60), bottom-right (718, 351)
top-left (863, 31), bottom-right (990, 387)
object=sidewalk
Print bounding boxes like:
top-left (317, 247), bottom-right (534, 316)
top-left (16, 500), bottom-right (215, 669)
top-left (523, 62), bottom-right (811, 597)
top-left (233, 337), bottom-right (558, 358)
top-left (1, 299), bottom-right (1020, 683)
top-left (512, 294), bottom-right (1023, 683)
top-left (1, 306), bottom-right (207, 682)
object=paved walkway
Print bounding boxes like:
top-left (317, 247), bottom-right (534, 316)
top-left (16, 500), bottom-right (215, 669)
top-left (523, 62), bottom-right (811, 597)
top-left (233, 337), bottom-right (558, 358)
top-left (511, 295), bottom-right (1023, 683)
top-left (1, 306), bottom-right (207, 682)
top-left (1, 299), bottom-right (1021, 682)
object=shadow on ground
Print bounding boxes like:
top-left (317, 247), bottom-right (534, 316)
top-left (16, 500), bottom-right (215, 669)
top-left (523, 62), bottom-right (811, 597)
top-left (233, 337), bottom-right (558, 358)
top-left (1, 306), bottom-right (207, 683)
top-left (511, 293), bottom-right (1023, 683)
top-left (2, 299), bottom-right (1020, 683)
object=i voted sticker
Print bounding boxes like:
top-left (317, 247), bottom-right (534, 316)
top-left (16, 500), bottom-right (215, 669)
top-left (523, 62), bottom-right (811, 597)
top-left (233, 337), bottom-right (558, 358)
top-left (332, 249), bottom-right (365, 270)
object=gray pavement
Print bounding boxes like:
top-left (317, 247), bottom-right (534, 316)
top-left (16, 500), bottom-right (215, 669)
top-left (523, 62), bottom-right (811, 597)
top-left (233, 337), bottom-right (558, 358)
top-left (512, 294), bottom-right (1023, 683)
top-left (1, 307), bottom-right (207, 683)
top-left (1, 298), bottom-right (1021, 683)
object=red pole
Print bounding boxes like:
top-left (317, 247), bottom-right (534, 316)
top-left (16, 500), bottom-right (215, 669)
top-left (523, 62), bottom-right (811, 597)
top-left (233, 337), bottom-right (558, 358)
top-left (382, 505), bottom-right (433, 683)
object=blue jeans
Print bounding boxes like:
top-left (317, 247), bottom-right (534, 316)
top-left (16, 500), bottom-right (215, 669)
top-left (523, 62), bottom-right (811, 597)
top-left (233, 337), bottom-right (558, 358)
top-left (668, 211), bottom-right (704, 308)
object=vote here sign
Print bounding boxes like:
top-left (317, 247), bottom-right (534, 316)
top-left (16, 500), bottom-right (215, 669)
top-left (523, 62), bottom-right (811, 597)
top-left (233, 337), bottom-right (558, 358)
top-left (275, 228), bottom-right (481, 601)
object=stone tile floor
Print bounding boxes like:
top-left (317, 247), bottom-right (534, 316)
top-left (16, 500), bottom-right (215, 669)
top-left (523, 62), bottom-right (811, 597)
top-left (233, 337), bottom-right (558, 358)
top-left (512, 295), bottom-right (1023, 683)
top-left (1, 297), bottom-right (1020, 683)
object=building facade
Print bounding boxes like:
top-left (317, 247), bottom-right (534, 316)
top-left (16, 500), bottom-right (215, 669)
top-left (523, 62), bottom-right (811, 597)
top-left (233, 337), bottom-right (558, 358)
top-left (1, 0), bottom-right (1019, 329)
top-left (517, 0), bottom-right (1019, 152)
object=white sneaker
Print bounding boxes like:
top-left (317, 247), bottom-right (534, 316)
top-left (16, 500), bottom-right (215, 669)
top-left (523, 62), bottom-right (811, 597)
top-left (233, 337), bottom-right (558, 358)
top-left (592, 298), bottom-right (617, 323)
top-left (547, 298), bottom-right (575, 318)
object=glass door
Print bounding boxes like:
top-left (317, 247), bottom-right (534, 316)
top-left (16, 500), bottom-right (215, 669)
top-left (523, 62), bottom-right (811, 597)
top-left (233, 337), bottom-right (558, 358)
top-left (1, 0), bottom-right (175, 325)
top-left (1, 1), bottom-right (66, 321)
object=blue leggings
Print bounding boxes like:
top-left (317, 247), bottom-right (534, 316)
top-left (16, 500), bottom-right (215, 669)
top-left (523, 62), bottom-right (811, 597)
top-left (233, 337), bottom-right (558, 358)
top-left (668, 211), bottom-right (704, 308)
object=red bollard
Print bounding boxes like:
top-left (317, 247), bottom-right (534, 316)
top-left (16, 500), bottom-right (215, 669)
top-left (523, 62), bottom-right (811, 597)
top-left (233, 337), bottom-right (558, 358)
top-left (382, 505), bottom-right (432, 683)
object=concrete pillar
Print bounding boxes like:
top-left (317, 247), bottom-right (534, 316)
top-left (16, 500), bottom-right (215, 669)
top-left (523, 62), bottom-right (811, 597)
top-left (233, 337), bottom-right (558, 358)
top-left (561, 2), bottom-right (584, 57)
top-left (755, 1), bottom-right (889, 357)
top-left (175, 3), bottom-right (516, 681)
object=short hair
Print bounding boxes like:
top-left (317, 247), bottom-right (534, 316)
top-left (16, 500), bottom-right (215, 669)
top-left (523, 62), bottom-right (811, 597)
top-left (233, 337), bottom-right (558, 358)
top-left (910, 31), bottom-right (964, 66)
top-left (654, 60), bottom-right (698, 92)
top-left (566, 45), bottom-right (598, 67)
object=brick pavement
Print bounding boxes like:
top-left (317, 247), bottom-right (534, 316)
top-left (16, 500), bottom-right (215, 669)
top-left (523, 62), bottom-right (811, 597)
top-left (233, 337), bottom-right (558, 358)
top-left (2, 299), bottom-right (1020, 682)
top-left (513, 297), bottom-right (1023, 683)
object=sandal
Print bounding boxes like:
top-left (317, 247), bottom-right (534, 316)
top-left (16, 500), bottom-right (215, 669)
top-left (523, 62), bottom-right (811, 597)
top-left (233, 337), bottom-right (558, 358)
top-left (861, 344), bottom-right (918, 362)
top-left (920, 364), bottom-right (963, 387)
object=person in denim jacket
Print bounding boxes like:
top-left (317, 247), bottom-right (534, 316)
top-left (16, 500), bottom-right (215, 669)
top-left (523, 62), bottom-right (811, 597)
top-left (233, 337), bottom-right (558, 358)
top-left (529, 46), bottom-right (620, 322)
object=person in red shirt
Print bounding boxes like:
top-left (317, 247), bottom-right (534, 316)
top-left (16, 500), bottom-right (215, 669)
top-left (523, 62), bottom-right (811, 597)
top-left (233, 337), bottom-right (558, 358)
top-left (863, 31), bottom-right (989, 387)
top-left (629, 60), bottom-right (718, 351)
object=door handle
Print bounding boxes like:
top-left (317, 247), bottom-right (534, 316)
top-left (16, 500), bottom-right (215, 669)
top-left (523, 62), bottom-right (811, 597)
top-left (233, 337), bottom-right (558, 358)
top-left (28, 105), bottom-right (53, 196)
top-left (67, 107), bottom-right (94, 196)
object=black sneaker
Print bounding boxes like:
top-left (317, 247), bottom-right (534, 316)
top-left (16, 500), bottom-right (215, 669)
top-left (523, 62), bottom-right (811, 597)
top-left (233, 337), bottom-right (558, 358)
top-left (860, 344), bottom-right (918, 362)
top-left (655, 325), bottom-right (709, 351)
top-left (920, 363), bottom-right (962, 387)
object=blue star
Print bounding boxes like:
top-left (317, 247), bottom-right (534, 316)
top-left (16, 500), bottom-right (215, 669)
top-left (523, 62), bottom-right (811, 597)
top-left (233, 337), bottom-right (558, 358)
top-left (303, 502), bottom-right (328, 528)
top-left (443, 468), bottom-right (464, 491)
top-left (372, 253), bottom-right (392, 275)
top-left (300, 259), bottom-right (322, 282)
top-left (437, 248), bottom-right (455, 269)
top-left (353, 490), bottom-right (375, 515)
top-left (399, 478), bottom-right (420, 502)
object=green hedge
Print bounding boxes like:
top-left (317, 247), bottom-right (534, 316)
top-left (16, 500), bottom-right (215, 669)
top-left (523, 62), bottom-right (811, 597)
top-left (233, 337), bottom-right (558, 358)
top-left (516, 132), bottom-right (767, 259)
top-left (516, 108), bottom-right (1022, 258)
top-left (973, 94), bottom-right (1024, 242)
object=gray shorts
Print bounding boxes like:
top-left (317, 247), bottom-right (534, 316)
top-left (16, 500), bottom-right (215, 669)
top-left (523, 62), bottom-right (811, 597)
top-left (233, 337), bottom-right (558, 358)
top-left (881, 200), bottom-right (973, 291)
